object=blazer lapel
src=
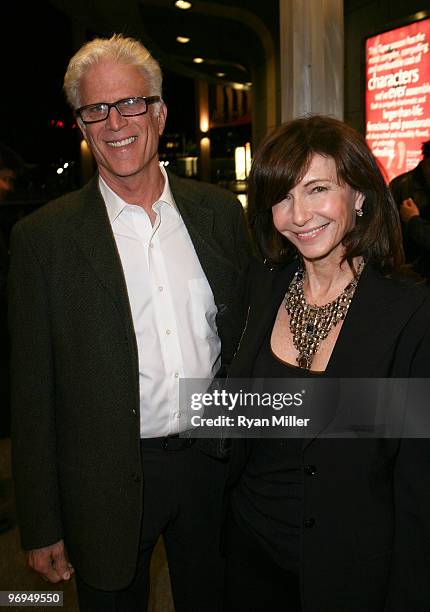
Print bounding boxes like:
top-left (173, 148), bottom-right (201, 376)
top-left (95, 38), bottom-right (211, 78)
top-left (228, 262), bottom-right (298, 377)
top-left (303, 264), bottom-right (418, 447)
top-left (168, 172), bottom-right (238, 308)
top-left (234, 262), bottom-right (403, 379)
top-left (69, 176), bottom-right (137, 348)
top-left (325, 264), bottom-right (410, 376)
top-left (230, 262), bottom-right (416, 448)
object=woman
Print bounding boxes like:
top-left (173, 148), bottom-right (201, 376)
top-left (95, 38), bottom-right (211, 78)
top-left (224, 116), bottom-right (430, 612)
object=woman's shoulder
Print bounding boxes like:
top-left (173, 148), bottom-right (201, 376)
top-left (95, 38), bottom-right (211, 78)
top-left (249, 256), bottom-right (298, 281)
top-left (247, 257), bottom-right (298, 303)
top-left (368, 265), bottom-right (430, 300)
top-left (363, 265), bottom-right (430, 328)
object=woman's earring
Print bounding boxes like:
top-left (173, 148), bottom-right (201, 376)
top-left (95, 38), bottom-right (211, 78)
top-left (356, 208), bottom-right (364, 217)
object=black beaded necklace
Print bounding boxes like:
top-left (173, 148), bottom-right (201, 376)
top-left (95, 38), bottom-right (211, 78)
top-left (284, 261), bottom-right (365, 370)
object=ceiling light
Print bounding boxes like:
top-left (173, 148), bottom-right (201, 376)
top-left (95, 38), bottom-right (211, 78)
top-left (175, 0), bottom-right (192, 8)
top-left (193, 57), bottom-right (204, 64)
top-left (200, 113), bottom-right (209, 133)
top-left (216, 72), bottom-right (226, 78)
top-left (176, 36), bottom-right (190, 44)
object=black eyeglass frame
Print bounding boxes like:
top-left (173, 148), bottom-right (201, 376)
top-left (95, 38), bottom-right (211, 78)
top-left (76, 95), bottom-right (161, 124)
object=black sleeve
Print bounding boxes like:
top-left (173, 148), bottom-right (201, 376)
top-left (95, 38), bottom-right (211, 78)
top-left (389, 174), bottom-right (410, 208)
top-left (385, 302), bottom-right (430, 609)
top-left (384, 437), bottom-right (430, 611)
top-left (8, 222), bottom-right (63, 550)
top-left (405, 215), bottom-right (430, 251)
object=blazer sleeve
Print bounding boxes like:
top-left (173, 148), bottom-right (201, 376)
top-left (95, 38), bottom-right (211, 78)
top-left (220, 196), bottom-right (252, 371)
top-left (389, 175), bottom-right (409, 207)
top-left (385, 304), bottom-right (430, 610)
top-left (385, 437), bottom-right (430, 611)
top-left (8, 221), bottom-right (63, 550)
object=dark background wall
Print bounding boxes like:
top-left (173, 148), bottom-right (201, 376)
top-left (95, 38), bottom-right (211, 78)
top-left (2, 1), bottom-right (430, 168)
top-left (1, 3), bottom-right (74, 164)
top-left (0, 2), bottom-right (196, 162)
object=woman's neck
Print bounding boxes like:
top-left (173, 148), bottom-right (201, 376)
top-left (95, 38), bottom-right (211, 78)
top-left (302, 256), bottom-right (363, 306)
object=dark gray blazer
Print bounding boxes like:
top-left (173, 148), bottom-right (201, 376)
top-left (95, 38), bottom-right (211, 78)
top-left (227, 260), bottom-right (430, 612)
top-left (8, 172), bottom-right (250, 589)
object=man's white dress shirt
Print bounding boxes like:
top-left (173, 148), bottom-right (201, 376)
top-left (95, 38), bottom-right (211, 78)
top-left (99, 167), bottom-right (221, 437)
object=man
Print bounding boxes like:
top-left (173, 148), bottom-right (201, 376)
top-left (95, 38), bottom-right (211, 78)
top-left (9, 35), bottom-right (250, 611)
top-left (390, 140), bottom-right (430, 280)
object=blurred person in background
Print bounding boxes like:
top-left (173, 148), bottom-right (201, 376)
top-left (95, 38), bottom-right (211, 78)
top-left (0, 142), bottom-right (22, 203)
top-left (0, 142), bottom-right (24, 535)
top-left (390, 140), bottom-right (430, 281)
top-left (0, 141), bottom-right (24, 278)
top-left (0, 142), bottom-right (24, 438)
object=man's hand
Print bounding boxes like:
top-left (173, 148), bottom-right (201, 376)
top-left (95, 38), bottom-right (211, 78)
top-left (400, 197), bottom-right (420, 223)
top-left (27, 539), bottom-right (74, 583)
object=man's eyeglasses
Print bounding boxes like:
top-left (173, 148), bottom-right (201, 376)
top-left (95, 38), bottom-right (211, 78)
top-left (76, 96), bottom-right (161, 124)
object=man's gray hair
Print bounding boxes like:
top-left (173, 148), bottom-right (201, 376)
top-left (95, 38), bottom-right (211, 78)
top-left (63, 33), bottom-right (163, 109)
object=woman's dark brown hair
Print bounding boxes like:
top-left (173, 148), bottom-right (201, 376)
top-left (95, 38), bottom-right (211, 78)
top-left (248, 115), bottom-right (404, 274)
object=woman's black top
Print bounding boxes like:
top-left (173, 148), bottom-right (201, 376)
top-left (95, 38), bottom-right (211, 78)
top-left (231, 303), bottom-right (324, 572)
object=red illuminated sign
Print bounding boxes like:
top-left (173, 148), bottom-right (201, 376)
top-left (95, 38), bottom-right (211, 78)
top-left (365, 17), bottom-right (430, 182)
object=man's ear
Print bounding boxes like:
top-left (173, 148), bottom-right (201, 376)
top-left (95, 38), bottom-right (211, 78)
top-left (158, 102), bottom-right (167, 136)
top-left (77, 116), bottom-right (87, 140)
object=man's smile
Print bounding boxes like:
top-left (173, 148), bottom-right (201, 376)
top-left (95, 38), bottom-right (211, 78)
top-left (106, 136), bottom-right (137, 148)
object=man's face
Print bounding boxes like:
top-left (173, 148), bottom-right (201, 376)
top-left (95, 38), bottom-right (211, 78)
top-left (78, 60), bottom-right (166, 187)
top-left (0, 167), bottom-right (16, 202)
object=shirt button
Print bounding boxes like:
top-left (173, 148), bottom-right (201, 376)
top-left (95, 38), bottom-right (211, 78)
top-left (132, 408), bottom-right (137, 416)
top-left (305, 464), bottom-right (317, 476)
top-left (149, 243), bottom-right (154, 249)
top-left (166, 329), bottom-right (171, 335)
top-left (304, 518), bottom-right (315, 528)
top-left (174, 372), bottom-right (180, 378)
top-left (174, 412), bottom-right (181, 419)
top-left (132, 473), bottom-right (141, 483)
top-left (158, 286), bottom-right (163, 292)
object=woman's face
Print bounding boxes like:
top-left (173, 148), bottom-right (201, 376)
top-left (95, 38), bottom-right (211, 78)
top-left (271, 153), bottom-right (363, 265)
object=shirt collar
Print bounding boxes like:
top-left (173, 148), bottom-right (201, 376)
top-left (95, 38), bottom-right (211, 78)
top-left (157, 164), bottom-right (177, 211)
top-left (99, 164), bottom-right (178, 225)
